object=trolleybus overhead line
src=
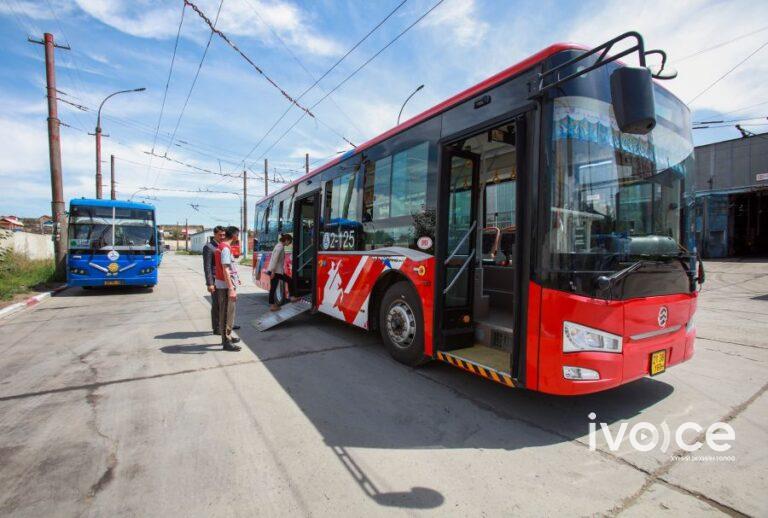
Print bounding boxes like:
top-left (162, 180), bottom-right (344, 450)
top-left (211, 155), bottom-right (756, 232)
top-left (240, 0), bottom-right (367, 139)
top-left (245, 0), bottom-right (446, 171)
top-left (147, 0), bottom-right (187, 189)
top-left (231, 0), bottom-right (410, 174)
top-left (183, 0), bottom-right (315, 118)
top-left (163, 0), bottom-right (224, 158)
top-left (687, 38), bottom-right (768, 105)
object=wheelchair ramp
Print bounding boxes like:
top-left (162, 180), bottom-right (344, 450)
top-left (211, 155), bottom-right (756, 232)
top-left (252, 299), bottom-right (312, 331)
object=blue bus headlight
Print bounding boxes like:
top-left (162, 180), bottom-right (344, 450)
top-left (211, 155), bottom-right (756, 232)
top-left (139, 267), bottom-right (155, 275)
top-left (563, 321), bottom-right (622, 353)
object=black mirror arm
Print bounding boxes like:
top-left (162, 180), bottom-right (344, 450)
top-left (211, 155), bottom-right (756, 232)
top-left (645, 49), bottom-right (675, 79)
top-left (532, 31), bottom-right (647, 97)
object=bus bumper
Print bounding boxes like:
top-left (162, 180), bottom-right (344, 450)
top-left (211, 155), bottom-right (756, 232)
top-left (535, 288), bottom-right (697, 396)
top-left (67, 275), bottom-right (157, 287)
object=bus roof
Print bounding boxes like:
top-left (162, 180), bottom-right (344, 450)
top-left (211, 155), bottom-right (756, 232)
top-left (70, 198), bottom-right (155, 210)
top-left (257, 42), bottom-right (586, 206)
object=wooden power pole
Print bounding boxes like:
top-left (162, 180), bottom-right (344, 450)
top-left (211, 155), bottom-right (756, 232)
top-left (110, 154), bottom-right (116, 200)
top-left (29, 33), bottom-right (70, 279)
top-left (305, 152), bottom-right (309, 175)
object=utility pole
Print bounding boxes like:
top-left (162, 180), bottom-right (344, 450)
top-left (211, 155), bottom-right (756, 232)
top-left (264, 158), bottom-right (268, 196)
top-left (185, 218), bottom-right (189, 252)
top-left (110, 154), bottom-right (116, 200)
top-left (305, 152), bottom-right (309, 175)
top-left (29, 33), bottom-right (70, 280)
top-left (243, 170), bottom-right (248, 259)
top-left (93, 87), bottom-right (145, 199)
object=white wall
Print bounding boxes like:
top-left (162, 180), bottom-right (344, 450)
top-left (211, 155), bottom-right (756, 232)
top-left (189, 230), bottom-right (213, 253)
top-left (0, 231), bottom-right (54, 260)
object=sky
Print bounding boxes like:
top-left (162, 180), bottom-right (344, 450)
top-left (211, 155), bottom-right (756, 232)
top-left (1, 0), bottom-right (767, 226)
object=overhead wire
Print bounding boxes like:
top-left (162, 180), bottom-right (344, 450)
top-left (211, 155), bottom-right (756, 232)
top-left (688, 38), bottom-right (768, 105)
top-left (163, 0), bottom-right (224, 157)
top-left (148, 1), bottom-right (187, 187)
top-left (676, 25), bottom-right (768, 63)
top-left (248, 0), bottom-right (445, 170)
top-left (183, 0), bottom-right (314, 117)
top-left (233, 0), bottom-right (409, 172)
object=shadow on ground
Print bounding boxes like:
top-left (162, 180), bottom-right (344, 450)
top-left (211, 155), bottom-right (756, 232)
top-left (209, 291), bottom-right (677, 510)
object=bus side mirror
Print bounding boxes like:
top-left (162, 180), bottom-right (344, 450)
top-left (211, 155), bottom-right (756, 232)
top-left (610, 66), bottom-right (656, 135)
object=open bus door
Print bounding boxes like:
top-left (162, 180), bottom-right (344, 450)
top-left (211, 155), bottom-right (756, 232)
top-left (436, 148), bottom-right (480, 349)
top-left (293, 190), bottom-right (321, 302)
top-left (432, 117), bottom-right (528, 387)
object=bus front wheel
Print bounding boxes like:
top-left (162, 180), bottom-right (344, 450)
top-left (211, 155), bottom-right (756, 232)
top-left (379, 281), bottom-right (426, 366)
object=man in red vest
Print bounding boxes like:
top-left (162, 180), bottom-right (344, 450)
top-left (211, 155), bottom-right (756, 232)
top-left (214, 226), bottom-right (241, 351)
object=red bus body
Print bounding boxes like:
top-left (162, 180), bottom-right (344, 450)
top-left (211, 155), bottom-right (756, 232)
top-left (252, 39), bottom-right (699, 395)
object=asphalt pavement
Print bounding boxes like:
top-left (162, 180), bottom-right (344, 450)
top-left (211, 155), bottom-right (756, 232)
top-left (0, 253), bottom-right (766, 517)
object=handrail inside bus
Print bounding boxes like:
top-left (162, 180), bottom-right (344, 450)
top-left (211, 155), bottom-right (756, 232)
top-left (445, 220), bottom-right (477, 265)
top-left (443, 249), bottom-right (476, 295)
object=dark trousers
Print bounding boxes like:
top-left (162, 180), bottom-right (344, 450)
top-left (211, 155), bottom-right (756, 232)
top-left (216, 289), bottom-right (236, 343)
top-left (268, 273), bottom-right (294, 304)
top-left (210, 290), bottom-right (220, 333)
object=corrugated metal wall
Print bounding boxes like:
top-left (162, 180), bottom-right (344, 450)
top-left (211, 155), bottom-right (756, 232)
top-left (694, 136), bottom-right (768, 192)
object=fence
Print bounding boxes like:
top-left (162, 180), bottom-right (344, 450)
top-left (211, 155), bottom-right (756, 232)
top-left (0, 230), bottom-right (54, 261)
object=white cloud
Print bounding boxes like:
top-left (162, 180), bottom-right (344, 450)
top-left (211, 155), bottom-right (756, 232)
top-left (72, 0), bottom-right (342, 56)
top-left (564, 0), bottom-right (768, 116)
top-left (421, 0), bottom-right (489, 47)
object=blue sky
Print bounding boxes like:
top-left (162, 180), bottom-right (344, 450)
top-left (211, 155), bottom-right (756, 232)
top-left (1, 0), bottom-right (767, 226)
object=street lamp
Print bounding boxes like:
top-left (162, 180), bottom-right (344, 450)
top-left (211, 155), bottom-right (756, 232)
top-left (95, 87), bottom-right (146, 199)
top-left (397, 84), bottom-right (424, 125)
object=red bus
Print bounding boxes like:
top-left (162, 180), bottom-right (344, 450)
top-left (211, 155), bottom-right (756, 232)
top-left (252, 33), bottom-right (703, 395)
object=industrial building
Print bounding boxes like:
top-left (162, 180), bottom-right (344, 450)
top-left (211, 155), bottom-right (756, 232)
top-left (693, 133), bottom-right (768, 258)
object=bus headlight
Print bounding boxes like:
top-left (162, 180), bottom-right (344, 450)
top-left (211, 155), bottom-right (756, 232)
top-left (563, 321), bottom-right (622, 353)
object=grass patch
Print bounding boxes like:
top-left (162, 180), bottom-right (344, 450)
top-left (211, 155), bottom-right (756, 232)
top-left (0, 249), bottom-right (57, 301)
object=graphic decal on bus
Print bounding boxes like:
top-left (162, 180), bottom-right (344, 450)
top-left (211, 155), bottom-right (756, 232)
top-left (317, 255), bottom-right (404, 326)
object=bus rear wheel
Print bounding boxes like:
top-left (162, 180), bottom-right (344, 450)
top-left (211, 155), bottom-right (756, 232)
top-left (379, 281), bottom-right (426, 366)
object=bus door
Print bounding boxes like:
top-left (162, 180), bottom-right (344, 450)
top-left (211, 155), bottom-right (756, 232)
top-left (437, 148), bottom-right (480, 348)
top-left (292, 191), bottom-right (320, 300)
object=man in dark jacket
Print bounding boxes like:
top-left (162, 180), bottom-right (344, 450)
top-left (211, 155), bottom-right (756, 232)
top-left (203, 226), bottom-right (226, 334)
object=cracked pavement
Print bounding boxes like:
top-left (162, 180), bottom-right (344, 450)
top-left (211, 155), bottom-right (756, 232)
top-left (0, 254), bottom-right (766, 516)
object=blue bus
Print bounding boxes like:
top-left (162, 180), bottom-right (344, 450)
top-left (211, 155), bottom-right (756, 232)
top-left (67, 198), bottom-right (159, 288)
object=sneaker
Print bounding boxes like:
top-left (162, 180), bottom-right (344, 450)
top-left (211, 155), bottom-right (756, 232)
top-left (223, 343), bottom-right (241, 352)
top-left (232, 325), bottom-right (241, 330)
top-left (230, 337), bottom-right (241, 344)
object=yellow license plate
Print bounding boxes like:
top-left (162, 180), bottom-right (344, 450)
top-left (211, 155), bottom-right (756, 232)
top-left (104, 280), bottom-right (122, 286)
top-left (650, 350), bottom-right (666, 376)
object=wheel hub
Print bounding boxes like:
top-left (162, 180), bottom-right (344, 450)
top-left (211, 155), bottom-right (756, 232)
top-left (386, 300), bottom-right (416, 348)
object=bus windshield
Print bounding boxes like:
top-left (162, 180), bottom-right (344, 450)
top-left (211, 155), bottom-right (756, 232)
top-left (543, 83), bottom-right (694, 276)
top-left (69, 206), bottom-right (156, 253)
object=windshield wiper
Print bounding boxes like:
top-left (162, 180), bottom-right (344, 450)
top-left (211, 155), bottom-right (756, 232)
top-left (597, 260), bottom-right (645, 294)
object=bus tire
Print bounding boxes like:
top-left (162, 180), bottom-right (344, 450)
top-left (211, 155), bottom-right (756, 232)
top-left (379, 281), bottom-right (426, 366)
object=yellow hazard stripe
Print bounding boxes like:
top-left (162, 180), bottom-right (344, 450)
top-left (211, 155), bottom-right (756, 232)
top-left (436, 351), bottom-right (516, 388)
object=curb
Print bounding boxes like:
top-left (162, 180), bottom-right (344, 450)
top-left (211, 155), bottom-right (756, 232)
top-left (0, 285), bottom-right (68, 320)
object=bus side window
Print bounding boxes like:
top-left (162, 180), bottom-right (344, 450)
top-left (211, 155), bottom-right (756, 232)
top-left (391, 142), bottom-right (428, 217)
top-left (323, 171), bottom-right (359, 251)
top-left (363, 156), bottom-right (392, 222)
